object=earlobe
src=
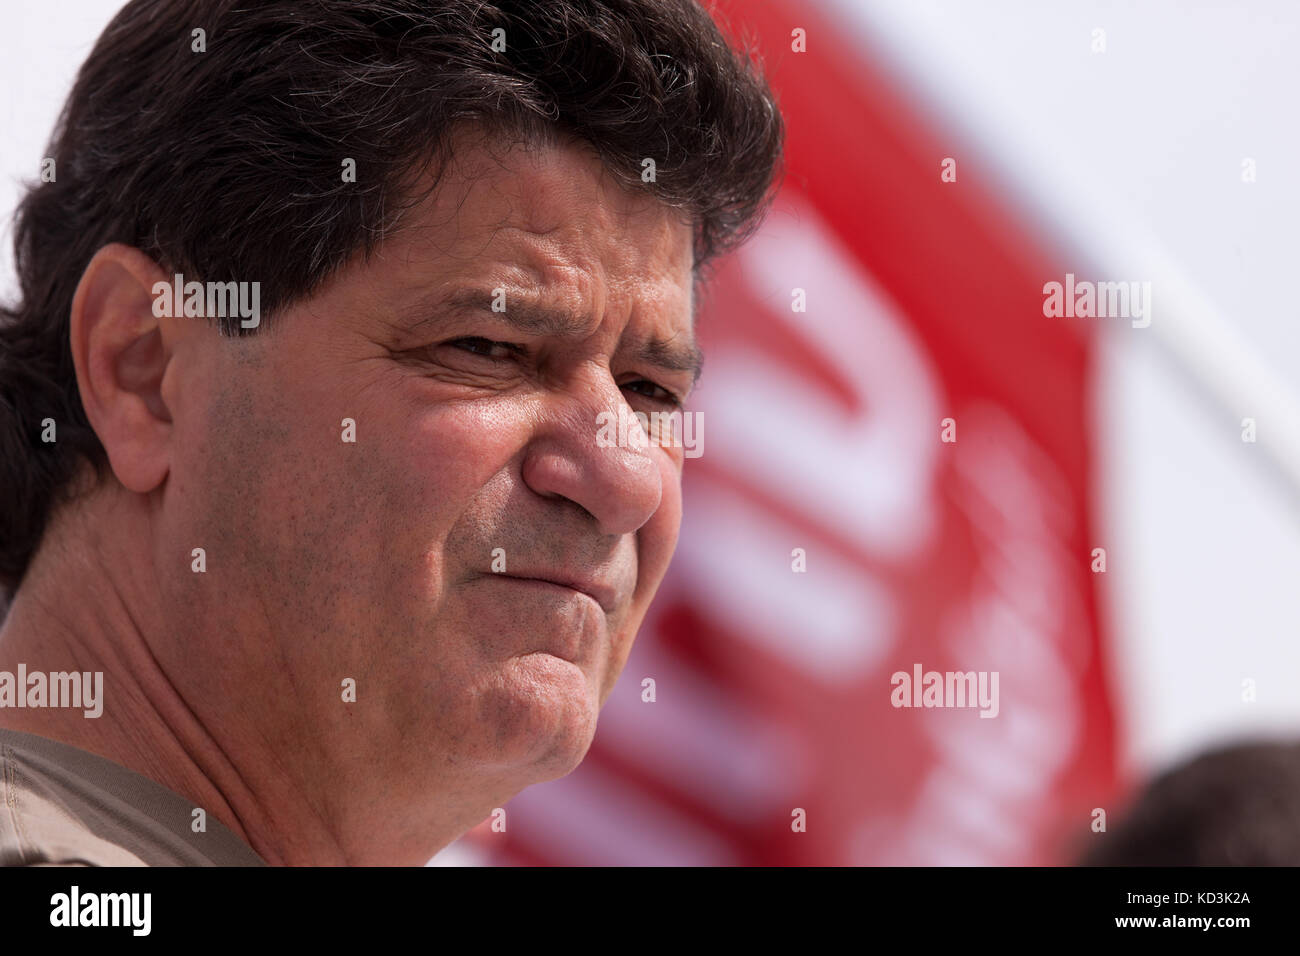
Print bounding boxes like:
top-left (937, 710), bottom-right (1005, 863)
top-left (69, 243), bottom-right (177, 494)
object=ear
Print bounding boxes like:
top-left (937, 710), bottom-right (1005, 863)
top-left (69, 243), bottom-right (177, 493)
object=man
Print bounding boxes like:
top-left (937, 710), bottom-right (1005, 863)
top-left (0, 0), bottom-right (782, 865)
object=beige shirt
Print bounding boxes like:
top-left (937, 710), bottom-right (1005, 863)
top-left (0, 728), bottom-right (265, 866)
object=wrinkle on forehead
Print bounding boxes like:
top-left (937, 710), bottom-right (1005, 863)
top-left (392, 123), bottom-right (693, 273)
top-left (334, 124), bottom-right (697, 362)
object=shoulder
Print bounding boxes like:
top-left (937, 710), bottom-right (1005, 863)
top-left (1, 733), bottom-right (149, 866)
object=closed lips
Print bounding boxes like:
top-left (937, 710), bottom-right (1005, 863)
top-left (495, 573), bottom-right (616, 613)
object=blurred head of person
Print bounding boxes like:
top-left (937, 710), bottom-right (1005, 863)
top-left (1080, 739), bottom-right (1300, 866)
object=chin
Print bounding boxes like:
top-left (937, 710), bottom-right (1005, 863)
top-left (480, 653), bottom-right (602, 780)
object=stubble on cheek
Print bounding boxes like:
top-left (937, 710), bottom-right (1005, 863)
top-left (181, 362), bottom-right (393, 728)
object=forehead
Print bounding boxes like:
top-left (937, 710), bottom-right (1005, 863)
top-left (383, 126), bottom-right (696, 322)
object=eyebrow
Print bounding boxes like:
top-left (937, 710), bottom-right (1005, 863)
top-left (429, 286), bottom-right (704, 386)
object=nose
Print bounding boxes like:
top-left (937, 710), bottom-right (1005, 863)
top-left (521, 373), bottom-right (663, 536)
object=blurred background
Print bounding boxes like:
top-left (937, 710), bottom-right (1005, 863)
top-left (4, 0), bottom-right (1298, 865)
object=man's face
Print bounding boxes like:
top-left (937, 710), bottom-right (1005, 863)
top-left (158, 129), bottom-right (696, 808)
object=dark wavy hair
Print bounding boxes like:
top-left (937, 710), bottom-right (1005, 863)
top-left (0, 0), bottom-right (784, 599)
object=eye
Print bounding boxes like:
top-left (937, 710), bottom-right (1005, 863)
top-left (447, 337), bottom-right (523, 360)
top-left (622, 379), bottom-right (682, 407)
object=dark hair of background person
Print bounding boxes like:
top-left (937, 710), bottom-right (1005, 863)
top-left (1078, 739), bottom-right (1300, 866)
top-left (0, 0), bottom-right (786, 602)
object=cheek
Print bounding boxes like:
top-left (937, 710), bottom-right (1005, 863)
top-left (382, 378), bottom-right (532, 481)
top-left (352, 383), bottom-right (526, 531)
top-left (356, 395), bottom-right (539, 612)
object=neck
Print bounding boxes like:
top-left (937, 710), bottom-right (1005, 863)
top-left (0, 483), bottom-right (507, 865)
top-left (0, 488), bottom-right (296, 861)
